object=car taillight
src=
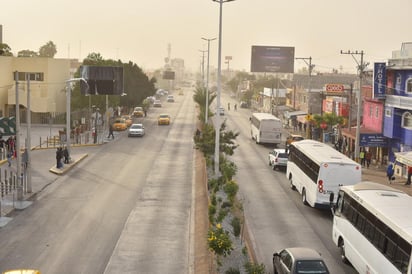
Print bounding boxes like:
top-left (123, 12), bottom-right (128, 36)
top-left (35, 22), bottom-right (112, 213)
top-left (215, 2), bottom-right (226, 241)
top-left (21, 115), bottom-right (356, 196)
top-left (318, 180), bottom-right (324, 193)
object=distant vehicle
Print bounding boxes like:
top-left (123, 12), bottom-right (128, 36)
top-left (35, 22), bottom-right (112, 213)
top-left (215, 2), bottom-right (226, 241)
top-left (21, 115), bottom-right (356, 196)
top-left (121, 115), bottom-right (133, 127)
top-left (153, 100), bottom-right (162, 107)
top-left (286, 140), bottom-right (361, 208)
top-left (273, 247), bottom-right (330, 274)
top-left (178, 90), bottom-right (184, 95)
top-left (240, 101), bottom-right (249, 108)
top-left (128, 123), bottom-right (145, 137)
top-left (332, 182), bottom-right (412, 274)
top-left (2, 270), bottom-right (42, 274)
top-left (286, 133), bottom-right (304, 145)
top-left (158, 114), bottom-right (171, 125)
top-left (167, 95), bottom-right (175, 102)
top-left (112, 118), bottom-right (127, 131)
top-left (250, 112), bottom-right (282, 146)
top-left (218, 106), bottom-right (225, 116)
top-left (268, 148), bottom-right (288, 170)
top-left (132, 106), bottom-right (144, 117)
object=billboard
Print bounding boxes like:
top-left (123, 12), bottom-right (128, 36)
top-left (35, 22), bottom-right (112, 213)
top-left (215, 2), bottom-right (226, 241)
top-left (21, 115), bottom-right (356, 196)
top-left (250, 46), bottom-right (295, 73)
top-left (163, 70), bottom-right (175, 80)
top-left (80, 66), bottom-right (124, 95)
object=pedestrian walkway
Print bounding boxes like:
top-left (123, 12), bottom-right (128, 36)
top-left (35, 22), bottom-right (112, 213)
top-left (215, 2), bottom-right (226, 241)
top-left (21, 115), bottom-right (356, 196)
top-left (0, 125), bottom-right (116, 226)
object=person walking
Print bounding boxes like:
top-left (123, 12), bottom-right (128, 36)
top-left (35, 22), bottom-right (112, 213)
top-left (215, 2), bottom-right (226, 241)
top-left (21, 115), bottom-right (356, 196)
top-left (365, 151), bottom-right (372, 168)
top-left (387, 162), bottom-right (395, 184)
top-left (7, 149), bottom-right (12, 167)
top-left (405, 165), bottom-right (412, 185)
top-left (107, 123), bottom-right (114, 139)
top-left (359, 149), bottom-right (365, 167)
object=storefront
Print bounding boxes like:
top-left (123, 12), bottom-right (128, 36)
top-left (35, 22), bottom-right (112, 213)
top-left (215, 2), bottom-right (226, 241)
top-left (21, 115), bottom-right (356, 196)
top-left (341, 127), bottom-right (388, 164)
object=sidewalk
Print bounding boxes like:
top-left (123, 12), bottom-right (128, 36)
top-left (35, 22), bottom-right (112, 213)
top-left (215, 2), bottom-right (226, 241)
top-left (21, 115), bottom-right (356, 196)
top-left (0, 125), bottom-right (116, 226)
top-left (361, 164), bottom-right (412, 195)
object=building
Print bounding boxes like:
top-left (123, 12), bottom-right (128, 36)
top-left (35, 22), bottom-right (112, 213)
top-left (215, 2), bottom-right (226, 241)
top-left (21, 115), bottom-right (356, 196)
top-left (0, 56), bottom-right (78, 123)
top-left (383, 42), bottom-right (412, 177)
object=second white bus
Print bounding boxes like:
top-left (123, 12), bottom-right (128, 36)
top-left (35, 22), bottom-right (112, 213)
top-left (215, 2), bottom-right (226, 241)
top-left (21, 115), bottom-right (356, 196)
top-left (286, 139), bottom-right (361, 208)
top-left (332, 182), bottom-right (412, 274)
top-left (250, 113), bottom-right (282, 146)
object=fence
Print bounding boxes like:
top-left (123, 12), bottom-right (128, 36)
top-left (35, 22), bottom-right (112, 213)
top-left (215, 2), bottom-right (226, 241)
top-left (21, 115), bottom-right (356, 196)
top-left (0, 165), bottom-right (29, 217)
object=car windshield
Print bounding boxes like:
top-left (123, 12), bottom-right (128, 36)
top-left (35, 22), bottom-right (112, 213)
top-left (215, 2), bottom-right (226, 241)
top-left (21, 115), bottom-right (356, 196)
top-left (278, 153), bottom-right (288, 158)
top-left (159, 115), bottom-right (169, 118)
top-left (132, 125), bottom-right (142, 129)
top-left (295, 260), bottom-right (329, 274)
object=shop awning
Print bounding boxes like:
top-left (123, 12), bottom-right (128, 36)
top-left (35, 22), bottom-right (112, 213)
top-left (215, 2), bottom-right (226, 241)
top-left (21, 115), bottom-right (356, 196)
top-left (395, 151), bottom-right (412, 166)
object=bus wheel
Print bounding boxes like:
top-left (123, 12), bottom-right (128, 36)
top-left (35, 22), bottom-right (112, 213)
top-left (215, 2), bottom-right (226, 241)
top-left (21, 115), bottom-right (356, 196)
top-left (339, 240), bottom-right (349, 264)
top-left (289, 177), bottom-right (295, 190)
top-left (302, 189), bottom-right (308, 205)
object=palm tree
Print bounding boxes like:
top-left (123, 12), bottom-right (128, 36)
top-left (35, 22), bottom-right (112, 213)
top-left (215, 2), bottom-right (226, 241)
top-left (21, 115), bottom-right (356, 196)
top-left (193, 85), bottom-right (216, 124)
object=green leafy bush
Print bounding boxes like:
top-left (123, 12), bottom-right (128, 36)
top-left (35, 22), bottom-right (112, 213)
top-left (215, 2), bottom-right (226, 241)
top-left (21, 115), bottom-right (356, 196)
top-left (231, 216), bottom-right (241, 237)
top-left (208, 223), bottom-right (233, 256)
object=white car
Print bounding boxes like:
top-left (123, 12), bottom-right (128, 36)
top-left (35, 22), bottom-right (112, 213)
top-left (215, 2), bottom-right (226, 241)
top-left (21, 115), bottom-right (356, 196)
top-left (153, 100), bottom-right (162, 107)
top-left (268, 148), bottom-right (288, 170)
top-left (167, 95), bottom-right (175, 102)
top-left (128, 123), bottom-right (145, 137)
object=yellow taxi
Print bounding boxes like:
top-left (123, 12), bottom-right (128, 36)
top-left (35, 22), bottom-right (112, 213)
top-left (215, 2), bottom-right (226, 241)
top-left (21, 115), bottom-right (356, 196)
top-left (158, 114), bottom-right (171, 125)
top-left (121, 115), bottom-right (133, 127)
top-left (132, 107), bottom-right (144, 117)
top-left (286, 133), bottom-right (304, 145)
top-left (2, 270), bottom-right (41, 274)
top-left (112, 118), bottom-right (128, 131)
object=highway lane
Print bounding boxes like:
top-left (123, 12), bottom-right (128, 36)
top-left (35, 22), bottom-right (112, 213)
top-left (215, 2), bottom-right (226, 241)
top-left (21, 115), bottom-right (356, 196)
top-left (220, 93), bottom-right (357, 274)
top-left (0, 88), bottom-right (197, 273)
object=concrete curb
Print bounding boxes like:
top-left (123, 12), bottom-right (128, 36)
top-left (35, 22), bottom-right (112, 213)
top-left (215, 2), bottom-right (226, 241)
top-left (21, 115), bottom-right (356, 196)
top-left (49, 153), bottom-right (88, 175)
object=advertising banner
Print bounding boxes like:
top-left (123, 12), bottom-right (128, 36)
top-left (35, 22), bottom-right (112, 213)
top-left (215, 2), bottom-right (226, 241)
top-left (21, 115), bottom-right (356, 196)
top-left (373, 62), bottom-right (386, 99)
top-left (250, 46), bottom-right (294, 73)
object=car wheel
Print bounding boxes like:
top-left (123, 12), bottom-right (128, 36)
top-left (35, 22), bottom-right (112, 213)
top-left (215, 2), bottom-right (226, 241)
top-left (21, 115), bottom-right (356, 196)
top-left (302, 188), bottom-right (308, 205)
top-left (339, 239), bottom-right (349, 264)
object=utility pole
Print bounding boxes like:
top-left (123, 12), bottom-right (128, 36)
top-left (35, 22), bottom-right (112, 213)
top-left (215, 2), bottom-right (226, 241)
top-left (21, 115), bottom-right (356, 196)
top-left (202, 37), bottom-right (216, 124)
top-left (296, 56), bottom-right (315, 138)
top-left (340, 50), bottom-right (368, 163)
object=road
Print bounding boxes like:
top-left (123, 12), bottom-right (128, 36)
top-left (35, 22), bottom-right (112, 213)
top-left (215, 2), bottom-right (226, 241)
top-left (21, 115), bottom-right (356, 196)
top-left (220, 92), bottom-right (357, 274)
top-left (0, 89), bottom-right (197, 273)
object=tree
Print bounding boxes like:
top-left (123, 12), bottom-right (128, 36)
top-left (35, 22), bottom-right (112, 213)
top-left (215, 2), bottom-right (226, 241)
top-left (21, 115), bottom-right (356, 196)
top-left (193, 85), bottom-right (216, 123)
top-left (70, 53), bottom-right (156, 113)
top-left (39, 41), bottom-right (57, 57)
top-left (0, 43), bottom-right (13, 56)
top-left (18, 50), bottom-right (38, 57)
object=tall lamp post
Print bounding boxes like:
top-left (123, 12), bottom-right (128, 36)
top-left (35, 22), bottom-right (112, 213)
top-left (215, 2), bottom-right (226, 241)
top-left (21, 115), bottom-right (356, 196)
top-left (65, 78), bottom-right (88, 158)
top-left (212, 0), bottom-right (235, 177)
top-left (201, 37), bottom-right (216, 124)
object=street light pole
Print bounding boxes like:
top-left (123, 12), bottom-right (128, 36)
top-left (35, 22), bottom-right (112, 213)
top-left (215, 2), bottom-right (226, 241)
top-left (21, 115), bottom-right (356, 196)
top-left (213, 0), bottom-right (235, 178)
top-left (202, 37), bottom-right (216, 124)
top-left (65, 78), bottom-right (88, 158)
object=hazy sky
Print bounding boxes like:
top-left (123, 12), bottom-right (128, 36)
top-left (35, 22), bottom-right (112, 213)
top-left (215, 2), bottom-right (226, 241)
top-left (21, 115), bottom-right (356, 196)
top-left (1, 0), bottom-right (411, 74)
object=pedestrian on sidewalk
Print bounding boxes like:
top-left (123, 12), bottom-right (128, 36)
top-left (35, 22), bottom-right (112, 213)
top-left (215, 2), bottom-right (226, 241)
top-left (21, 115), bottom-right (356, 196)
top-left (386, 162), bottom-right (395, 184)
top-left (7, 150), bottom-right (12, 167)
top-left (359, 149), bottom-right (365, 167)
top-left (107, 123), bottom-right (114, 139)
top-left (365, 151), bottom-right (372, 168)
top-left (405, 166), bottom-right (412, 185)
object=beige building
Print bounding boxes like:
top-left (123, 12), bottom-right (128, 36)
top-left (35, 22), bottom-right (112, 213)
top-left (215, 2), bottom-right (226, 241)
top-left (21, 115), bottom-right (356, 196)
top-left (0, 56), bottom-right (79, 121)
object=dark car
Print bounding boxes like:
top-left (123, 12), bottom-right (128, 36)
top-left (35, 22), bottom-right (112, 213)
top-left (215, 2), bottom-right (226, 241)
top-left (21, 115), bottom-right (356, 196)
top-left (240, 101), bottom-right (249, 108)
top-left (273, 247), bottom-right (330, 274)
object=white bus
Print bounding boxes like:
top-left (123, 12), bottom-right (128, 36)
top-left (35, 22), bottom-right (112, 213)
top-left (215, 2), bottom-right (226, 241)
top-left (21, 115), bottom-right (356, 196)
top-left (250, 113), bottom-right (282, 146)
top-left (332, 182), bottom-right (412, 274)
top-left (286, 139), bottom-right (361, 208)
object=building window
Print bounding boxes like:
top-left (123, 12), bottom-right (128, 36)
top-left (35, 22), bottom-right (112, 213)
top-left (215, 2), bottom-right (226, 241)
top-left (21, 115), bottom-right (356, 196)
top-left (369, 105), bottom-right (373, 117)
top-left (402, 112), bottom-right (412, 129)
top-left (375, 106), bottom-right (379, 118)
top-left (15, 72), bottom-right (44, 81)
top-left (385, 108), bottom-right (392, 117)
top-left (406, 78), bottom-right (412, 94)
